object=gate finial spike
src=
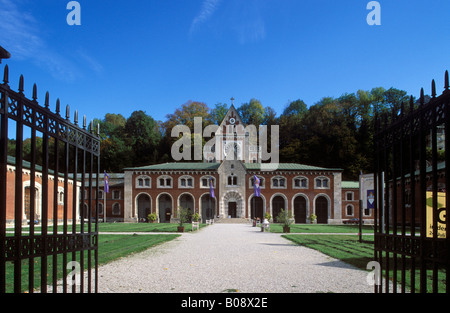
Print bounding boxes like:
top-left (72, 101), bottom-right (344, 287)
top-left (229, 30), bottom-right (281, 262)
top-left (3, 64), bottom-right (9, 84)
top-left (431, 79), bottom-right (436, 98)
top-left (409, 95), bottom-right (414, 113)
top-left (83, 115), bottom-right (87, 129)
top-left (32, 84), bottom-right (37, 101)
top-left (420, 88), bottom-right (424, 106)
top-left (445, 70), bottom-right (449, 91)
top-left (45, 92), bottom-right (50, 109)
top-left (18, 75), bottom-right (24, 93)
top-left (74, 110), bottom-right (78, 125)
top-left (97, 123), bottom-right (100, 136)
top-left (66, 105), bottom-right (70, 120)
top-left (56, 98), bottom-right (60, 115)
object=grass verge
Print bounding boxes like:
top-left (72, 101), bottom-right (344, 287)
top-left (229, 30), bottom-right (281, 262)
top-left (283, 234), bottom-right (447, 293)
top-left (5, 233), bottom-right (180, 293)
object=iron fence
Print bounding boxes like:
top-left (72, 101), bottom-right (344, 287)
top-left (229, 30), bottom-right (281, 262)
top-left (0, 65), bottom-right (100, 293)
top-left (374, 70), bottom-right (450, 293)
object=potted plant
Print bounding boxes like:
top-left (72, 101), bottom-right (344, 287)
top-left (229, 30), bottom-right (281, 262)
top-left (309, 214), bottom-right (317, 224)
top-left (177, 207), bottom-right (190, 232)
top-left (192, 212), bottom-right (200, 222)
top-left (264, 212), bottom-right (272, 222)
top-left (147, 213), bottom-right (157, 223)
top-left (276, 209), bottom-right (294, 233)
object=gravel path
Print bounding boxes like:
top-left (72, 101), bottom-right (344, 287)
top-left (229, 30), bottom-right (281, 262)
top-left (98, 224), bottom-right (375, 293)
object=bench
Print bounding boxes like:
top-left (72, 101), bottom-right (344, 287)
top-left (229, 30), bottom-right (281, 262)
top-left (192, 221), bottom-right (200, 231)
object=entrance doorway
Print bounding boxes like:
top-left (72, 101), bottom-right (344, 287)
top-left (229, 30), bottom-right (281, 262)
top-left (250, 196), bottom-right (263, 220)
top-left (201, 194), bottom-right (215, 223)
top-left (315, 196), bottom-right (328, 224)
top-left (137, 194), bottom-right (151, 222)
top-left (272, 195), bottom-right (285, 221)
top-left (158, 194), bottom-right (172, 223)
top-left (228, 202), bottom-right (237, 218)
top-left (179, 194), bottom-right (194, 222)
top-left (294, 196), bottom-right (307, 224)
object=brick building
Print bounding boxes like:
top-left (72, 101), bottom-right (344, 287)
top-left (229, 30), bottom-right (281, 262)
top-left (96, 106), bottom-right (373, 225)
top-left (5, 156), bottom-right (78, 225)
top-left (7, 106), bottom-right (374, 225)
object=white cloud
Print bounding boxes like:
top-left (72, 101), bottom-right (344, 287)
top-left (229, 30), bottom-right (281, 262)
top-left (0, 0), bottom-right (99, 82)
top-left (190, 0), bottom-right (222, 34)
top-left (0, 0), bottom-right (43, 60)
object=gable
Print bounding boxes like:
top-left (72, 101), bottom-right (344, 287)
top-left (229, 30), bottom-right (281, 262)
top-left (216, 105), bottom-right (245, 135)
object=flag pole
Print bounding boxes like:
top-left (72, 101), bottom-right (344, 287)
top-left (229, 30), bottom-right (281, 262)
top-left (104, 188), bottom-right (106, 223)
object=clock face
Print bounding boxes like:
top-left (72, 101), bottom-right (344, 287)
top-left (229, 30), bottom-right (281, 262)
top-left (224, 142), bottom-right (241, 158)
top-left (229, 118), bottom-right (236, 125)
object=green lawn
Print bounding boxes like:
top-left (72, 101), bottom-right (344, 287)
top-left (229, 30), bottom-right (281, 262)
top-left (5, 233), bottom-right (180, 293)
top-left (8, 222), bottom-right (207, 235)
top-left (283, 234), bottom-right (447, 293)
top-left (269, 223), bottom-right (374, 234)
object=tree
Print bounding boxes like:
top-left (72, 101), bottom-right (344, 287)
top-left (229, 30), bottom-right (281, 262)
top-left (210, 102), bottom-right (229, 125)
top-left (163, 101), bottom-right (213, 162)
top-left (95, 113), bottom-right (132, 172)
top-left (237, 98), bottom-right (265, 127)
top-left (125, 110), bottom-right (161, 167)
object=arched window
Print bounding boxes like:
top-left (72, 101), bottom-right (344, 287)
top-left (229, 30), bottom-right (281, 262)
top-left (179, 175), bottom-right (194, 188)
top-left (201, 176), bottom-right (215, 188)
top-left (98, 203), bottom-right (104, 215)
top-left (136, 175), bottom-right (151, 188)
top-left (346, 204), bottom-right (354, 216)
top-left (249, 176), bottom-right (265, 188)
top-left (112, 203), bottom-right (121, 216)
top-left (271, 176), bottom-right (287, 189)
top-left (157, 175), bottom-right (173, 188)
top-left (315, 177), bottom-right (330, 189)
top-left (293, 176), bottom-right (308, 189)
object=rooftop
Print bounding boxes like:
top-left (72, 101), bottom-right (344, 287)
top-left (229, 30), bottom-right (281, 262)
top-left (124, 162), bottom-right (342, 172)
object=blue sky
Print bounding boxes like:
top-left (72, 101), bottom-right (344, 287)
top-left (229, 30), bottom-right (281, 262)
top-left (1, 0), bottom-right (449, 124)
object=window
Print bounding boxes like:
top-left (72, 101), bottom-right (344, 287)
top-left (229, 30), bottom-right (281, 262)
top-left (98, 203), bottom-right (104, 215)
top-left (201, 176), bottom-right (215, 188)
top-left (293, 177), bottom-right (308, 189)
top-left (112, 190), bottom-right (121, 200)
top-left (112, 203), bottom-right (121, 216)
top-left (58, 188), bottom-right (65, 204)
top-left (157, 176), bottom-right (173, 188)
top-left (315, 177), bottom-right (329, 189)
top-left (136, 176), bottom-right (151, 188)
top-left (179, 176), bottom-right (194, 188)
top-left (98, 190), bottom-right (104, 200)
top-left (227, 176), bottom-right (237, 186)
top-left (346, 192), bottom-right (354, 201)
top-left (250, 176), bottom-right (265, 188)
top-left (271, 177), bottom-right (287, 189)
top-left (346, 205), bottom-right (354, 216)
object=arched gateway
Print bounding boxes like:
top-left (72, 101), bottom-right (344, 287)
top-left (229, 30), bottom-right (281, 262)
top-left (222, 191), bottom-right (244, 218)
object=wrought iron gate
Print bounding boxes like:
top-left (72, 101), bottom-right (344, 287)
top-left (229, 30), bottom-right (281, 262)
top-left (0, 65), bottom-right (100, 293)
top-left (374, 70), bottom-right (450, 293)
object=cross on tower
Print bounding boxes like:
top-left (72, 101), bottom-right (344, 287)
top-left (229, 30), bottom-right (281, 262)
top-left (230, 97), bottom-right (235, 106)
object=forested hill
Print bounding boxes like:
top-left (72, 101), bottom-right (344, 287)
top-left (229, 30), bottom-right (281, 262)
top-left (89, 86), bottom-right (415, 180)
